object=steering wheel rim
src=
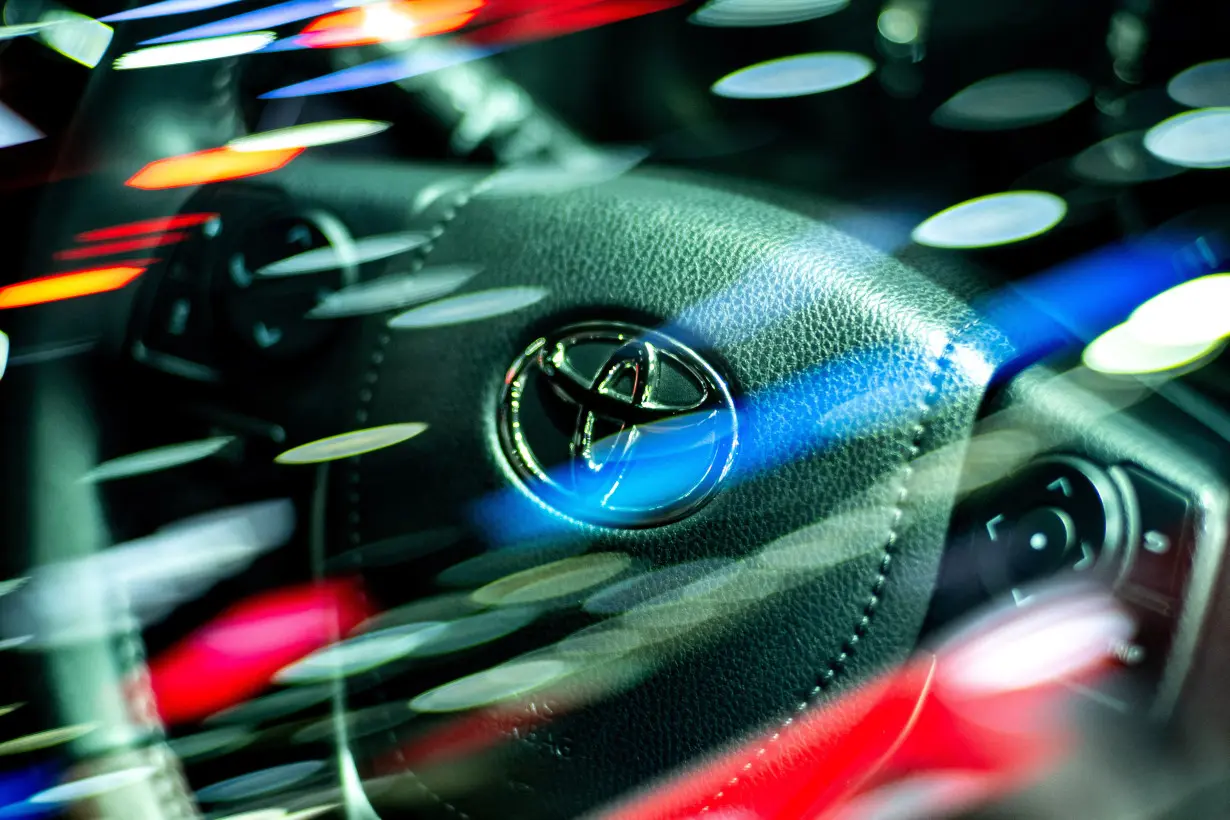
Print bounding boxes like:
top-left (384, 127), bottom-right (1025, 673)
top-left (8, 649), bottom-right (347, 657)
top-left (3, 41), bottom-right (1006, 820)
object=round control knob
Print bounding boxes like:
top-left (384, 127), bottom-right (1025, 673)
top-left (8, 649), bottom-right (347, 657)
top-left (974, 455), bottom-right (1125, 597)
top-left (1007, 506), bottom-right (1079, 584)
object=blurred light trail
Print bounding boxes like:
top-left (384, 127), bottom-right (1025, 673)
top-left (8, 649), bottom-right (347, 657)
top-left (102, 0), bottom-right (246, 23)
top-left (275, 423), bottom-right (428, 464)
top-left (711, 52), bottom-right (874, 99)
top-left (146, 579), bottom-right (373, 724)
top-left (1167, 59), bottom-right (1230, 109)
top-left (0, 330), bottom-right (7, 382)
top-left (258, 42), bottom-right (493, 98)
top-left (1127, 272), bottom-right (1230, 347)
top-left (306, 266), bottom-right (478, 319)
top-left (77, 212), bottom-right (218, 241)
top-left (294, 0), bottom-right (480, 48)
top-left (139, 0), bottom-right (359, 44)
top-left (37, 10), bottom-right (112, 67)
top-left (387, 286), bottom-right (547, 328)
top-left (0, 103), bottom-right (42, 149)
top-left (436, 543), bottom-right (588, 588)
top-left (291, 701), bottom-right (413, 745)
top-left (205, 685), bottom-right (332, 724)
top-left (0, 264), bottom-right (146, 309)
top-left (0, 500), bottom-right (296, 647)
top-left (381, 704), bottom-right (555, 770)
top-left (1070, 131), bottom-right (1185, 185)
top-left (126, 146), bottom-right (303, 189)
top-left (911, 191), bottom-right (1067, 249)
top-left (1144, 107), bottom-right (1230, 169)
top-left (472, 553), bottom-right (633, 606)
top-left (29, 767), bottom-right (156, 804)
top-left (466, 0), bottom-right (685, 45)
top-left (274, 621), bottom-right (446, 682)
top-left (80, 436), bottom-right (234, 482)
top-left (584, 559), bottom-right (733, 614)
top-left (592, 587), bottom-right (1126, 820)
top-left (258, 231), bottom-right (429, 277)
top-left (113, 31), bottom-right (274, 69)
top-left (410, 658), bottom-right (574, 713)
top-left (476, 148), bottom-right (646, 198)
top-left (196, 761), bottom-right (324, 802)
top-left (53, 232), bottom-right (187, 261)
top-left (228, 119), bottom-right (390, 152)
top-left (405, 606), bottom-right (539, 656)
top-left (690, 0), bottom-right (848, 26)
top-left (932, 70), bottom-right (1089, 131)
top-left (1081, 323), bottom-right (1221, 376)
top-left (0, 725), bottom-right (95, 756)
top-left (0, 22), bottom-right (57, 39)
top-left (166, 727), bottom-right (252, 760)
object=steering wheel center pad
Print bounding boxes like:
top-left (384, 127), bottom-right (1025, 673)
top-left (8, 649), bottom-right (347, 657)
top-left (259, 162), bottom-right (1001, 818)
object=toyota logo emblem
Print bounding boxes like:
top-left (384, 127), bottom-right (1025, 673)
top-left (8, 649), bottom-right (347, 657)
top-left (497, 322), bottom-right (738, 527)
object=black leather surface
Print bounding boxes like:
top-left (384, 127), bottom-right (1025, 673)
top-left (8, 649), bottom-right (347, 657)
top-left (266, 160), bottom-right (998, 818)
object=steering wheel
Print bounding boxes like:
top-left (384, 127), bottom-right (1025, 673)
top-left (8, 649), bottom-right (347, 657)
top-left (5, 25), bottom-right (1224, 820)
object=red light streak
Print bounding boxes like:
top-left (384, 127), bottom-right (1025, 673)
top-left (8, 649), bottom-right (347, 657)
top-left (54, 232), bottom-right (187, 261)
top-left (126, 146), bottom-right (304, 190)
top-left (468, 0), bottom-right (684, 45)
top-left (145, 579), bottom-right (374, 725)
top-left (76, 213), bottom-right (218, 242)
top-left (0, 264), bottom-right (149, 309)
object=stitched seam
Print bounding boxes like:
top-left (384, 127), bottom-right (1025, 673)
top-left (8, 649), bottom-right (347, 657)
top-left (346, 175), bottom-right (491, 820)
top-left (699, 318), bottom-right (983, 814)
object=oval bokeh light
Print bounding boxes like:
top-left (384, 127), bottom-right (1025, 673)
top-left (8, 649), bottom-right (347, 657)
top-left (911, 191), bottom-right (1067, 249)
top-left (1144, 108), bottom-right (1230, 169)
top-left (712, 52), bottom-right (874, 99)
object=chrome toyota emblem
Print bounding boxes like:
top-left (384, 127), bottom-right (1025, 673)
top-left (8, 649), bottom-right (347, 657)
top-left (497, 322), bottom-right (737, 527)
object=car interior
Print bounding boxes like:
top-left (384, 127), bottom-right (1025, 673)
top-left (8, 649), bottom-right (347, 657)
top-left (1, 0), bottom-right (1230, 818)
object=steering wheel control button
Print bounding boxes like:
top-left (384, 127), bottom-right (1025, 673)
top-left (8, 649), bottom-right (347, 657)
top-left (216, 212), bottom-right (356, 362)
top-left (497, 321), bottom-right (737, 527)
top-left (1114, 465), bottom-right (1196, 612)
top-left (1006, 506), bottom-right (1078, 583)
top-left (973, 456), bottom-right (1125, 598)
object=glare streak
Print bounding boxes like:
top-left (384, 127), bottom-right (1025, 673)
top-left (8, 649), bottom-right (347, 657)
top-left (932, 70), bottom-right (1089, 130)
top-left (0, 724), bottom-right (96, 756)
top-left (1144, 108), bottom-right (1230, 169)
top-left (472, 553), bottom-right (633, 607)
top-left (476, 149), bottom-right (647, 198)
top-left (0, 330), bottom-right (7, 381)
top-left (102, 0), bottom-right (246, 22)
top-left (196, 761), bottom-right (324, 802)
top-left (275, 423), bottom-right (428, 464)
top-left (81, 436), bottom-right (234, 482)
top-left (54, 232), bottom-right (187, 261)
top-left (1127, 273), bottom-right (1230, 347)
top-left (1070, 131), bottom-right (1184, 184)
top-left (410, 659), bottom-right (574, 713)
top-left (307, 267), bottom-right (479, 319)
top-left (114, 32), bottom-right (274, 69)
top-left (126, 147), bottom-right (304, 189)
top-left (37, 10), bottom-right (112, 67)
top-left (29, 766), bottom-right (157, 803)
top-left (1082, 322), bottom-right (1221, 375)
top-left (0, 265), bottom-right (146, 309)
top-left (691, 0), bottom-right (849, 26)
top-left (1167, 59), bottom-right (1230, 108)
top-left (387, 287), bottom-right (548, 329)
top-left (205, 686), bottom-right (332, 724)
top-left (259, 42), bottom-right (493, 98)
top-left (258, 232), bottom-right (429, 277)
top-left (911, 191), bottom-right (1067, 249)
top-left (139, 0), bottom-right (357, 44)
top-left (0, 103), bottom-right (42, 149)
top-left (712, 52), bottom-right (875, 99)
top-left (228, 119), bottom-right (390, 152)
top-left (274, 622), bottom-right (447, 682)
top-left (76, 213), bottom-right (219, 242)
